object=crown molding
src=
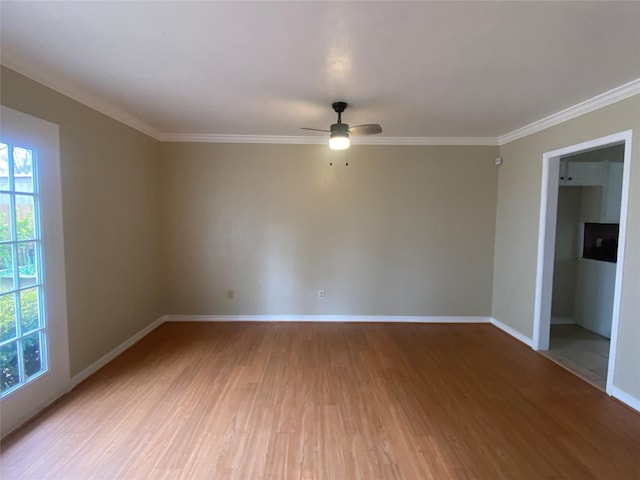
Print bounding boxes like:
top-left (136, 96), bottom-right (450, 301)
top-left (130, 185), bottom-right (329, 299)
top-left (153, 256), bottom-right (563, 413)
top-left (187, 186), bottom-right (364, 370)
top-left (159, 133), bottom-right (500, 146)
top-left (1, 56), bottom-right (164, 141)
top-left (3, 59), bottom-right (496, 146)
top-left (353, 136), bottom-right (499, 146)
top-left (3, 57), bottom-right (638, 148)
top-left (159, 133), bottom-right (326, 144)
top-left (499, 78), bottom-right (640, 145)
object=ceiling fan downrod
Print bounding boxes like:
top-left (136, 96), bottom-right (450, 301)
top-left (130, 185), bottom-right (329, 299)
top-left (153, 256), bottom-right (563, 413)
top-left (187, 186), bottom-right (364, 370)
top-left (332, 102), bottom-right (347, 124)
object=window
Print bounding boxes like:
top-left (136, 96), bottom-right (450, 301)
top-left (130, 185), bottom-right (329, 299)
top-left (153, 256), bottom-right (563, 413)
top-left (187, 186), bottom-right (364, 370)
top-left (0, 142), bottom-right (47, 396)
top-left (1, 106), bottom-right (68, 437)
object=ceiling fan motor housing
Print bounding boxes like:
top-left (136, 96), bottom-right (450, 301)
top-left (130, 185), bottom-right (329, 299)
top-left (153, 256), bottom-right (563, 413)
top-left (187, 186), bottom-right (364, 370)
top-left (330, 123), bottom-right (349, 137)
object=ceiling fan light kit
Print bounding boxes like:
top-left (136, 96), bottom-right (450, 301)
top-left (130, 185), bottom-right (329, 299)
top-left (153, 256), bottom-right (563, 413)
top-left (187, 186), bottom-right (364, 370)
top-left (329, 126), bottom-right (350, 150)
top-left (302, 101), bottom-right (382, 150)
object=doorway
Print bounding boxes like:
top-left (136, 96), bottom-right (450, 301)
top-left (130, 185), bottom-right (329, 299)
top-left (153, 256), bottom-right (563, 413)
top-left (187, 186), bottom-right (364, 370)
top-left (533, 130), bottom-right (632, 394)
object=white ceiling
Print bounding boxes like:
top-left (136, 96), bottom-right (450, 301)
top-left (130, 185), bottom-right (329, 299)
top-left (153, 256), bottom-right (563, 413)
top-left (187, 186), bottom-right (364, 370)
top-left (1, 1), bottom-right (639, 142)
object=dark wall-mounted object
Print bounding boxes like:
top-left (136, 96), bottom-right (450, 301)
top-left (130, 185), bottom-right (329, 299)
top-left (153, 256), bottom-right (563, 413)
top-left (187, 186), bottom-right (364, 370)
top-left (583, 223), bottom-right (619, 263)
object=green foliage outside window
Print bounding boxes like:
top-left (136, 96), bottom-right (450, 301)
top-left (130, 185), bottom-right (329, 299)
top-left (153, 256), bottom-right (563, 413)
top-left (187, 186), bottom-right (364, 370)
top-left (0, 211), bottom-right (36, 275)
top-left (0, 147), bottom-right (41, 392)
top-left (0, 283), bottom-right (41, 392)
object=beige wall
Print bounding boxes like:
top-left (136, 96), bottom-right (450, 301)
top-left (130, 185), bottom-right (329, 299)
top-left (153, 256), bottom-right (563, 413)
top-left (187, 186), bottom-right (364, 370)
top-left (5, 62), bottom-right (638, 405)
top-left (160, 143), bottom-right (499, 317)
top-left (1, 67), bottom-right (164, 376)
top-left (493, 95), bottom-right (640, 399)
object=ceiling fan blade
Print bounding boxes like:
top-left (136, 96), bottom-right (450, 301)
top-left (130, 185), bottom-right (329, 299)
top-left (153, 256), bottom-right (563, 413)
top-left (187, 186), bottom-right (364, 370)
top-left (348, 124), bottom-right (382, 136)
top-left (301, 127), bottom-right (331, 132)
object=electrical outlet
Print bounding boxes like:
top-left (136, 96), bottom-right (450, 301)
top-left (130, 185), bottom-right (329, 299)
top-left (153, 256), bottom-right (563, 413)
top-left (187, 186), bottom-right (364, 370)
top-left (227, 290), bottom-right (234, 299)
top-left (318, 289), bottom-right (325, 300)
top-left (128, 307), bottom-right (134, 318)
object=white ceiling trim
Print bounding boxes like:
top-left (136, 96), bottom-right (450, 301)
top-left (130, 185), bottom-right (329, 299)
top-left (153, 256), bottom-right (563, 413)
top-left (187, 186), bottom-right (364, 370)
top-left (1, 55), bottom-right (164, 141)
top-left (2, 57), bottom-right (638, 148)
top-left (159, 133), bottom-right (500, 146)
top-left (160, 134), bottom-right (326, 144)
top-left (352, 136), bottom-right (500, 146)
top-left (498, 78), bottom-right (640, 145)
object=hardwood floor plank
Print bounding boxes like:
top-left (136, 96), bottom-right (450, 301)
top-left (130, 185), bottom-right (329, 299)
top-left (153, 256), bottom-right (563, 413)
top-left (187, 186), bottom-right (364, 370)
top-left (2, 322), bottom-right (640, 479)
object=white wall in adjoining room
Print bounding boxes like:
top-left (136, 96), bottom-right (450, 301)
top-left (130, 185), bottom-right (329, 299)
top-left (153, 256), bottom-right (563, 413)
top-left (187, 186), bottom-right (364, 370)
top-left (551, 144), bottom-right (626, 334)
top-left (551, 187), bottom-right (581, 321)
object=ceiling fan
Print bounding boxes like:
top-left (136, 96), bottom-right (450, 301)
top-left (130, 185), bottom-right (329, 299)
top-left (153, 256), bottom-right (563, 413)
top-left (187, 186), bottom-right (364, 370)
top-left (301, 102), bottom-right (382, 150)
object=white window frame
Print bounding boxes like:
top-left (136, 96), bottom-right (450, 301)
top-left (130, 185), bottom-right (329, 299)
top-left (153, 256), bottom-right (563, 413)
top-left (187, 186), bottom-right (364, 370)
top-left (0, 106), bottom-right (69, 438)
top-left (0, 143), bottom-right (48, 396)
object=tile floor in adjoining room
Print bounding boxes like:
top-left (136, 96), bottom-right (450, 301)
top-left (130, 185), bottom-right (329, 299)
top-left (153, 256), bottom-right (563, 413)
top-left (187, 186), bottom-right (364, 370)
top-left (544, 324), bottom-right (610, 391)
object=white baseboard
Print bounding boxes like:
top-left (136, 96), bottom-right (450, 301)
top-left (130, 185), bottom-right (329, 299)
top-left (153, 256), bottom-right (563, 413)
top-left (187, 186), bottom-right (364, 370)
top-left (70, 316), bottom-right (165, 388)
top-left (10, 312), bottom-right (638, 438)
top-left (608, 385), bottom-right (640, 413)
top-left (551, 317), bottom-right (576, 325)
top-left (164, 314), bottom-right (491, 323)
top-left (490, 317), bottom-right (534, 347)
top-left (61, 314), bottom-right (640, 420)
top-left (1, 387), bottom-right (69, 439)
top-left (489, 319), bottom-right (640, 413)
top-left (68, 313), bottom-right (640, 416)
top-left (2, 316), bottom-right (166, 439)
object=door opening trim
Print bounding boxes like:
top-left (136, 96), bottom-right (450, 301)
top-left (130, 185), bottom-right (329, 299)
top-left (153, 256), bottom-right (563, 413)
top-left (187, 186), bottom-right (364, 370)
top-left (533, 129), bottom-right (632, 396)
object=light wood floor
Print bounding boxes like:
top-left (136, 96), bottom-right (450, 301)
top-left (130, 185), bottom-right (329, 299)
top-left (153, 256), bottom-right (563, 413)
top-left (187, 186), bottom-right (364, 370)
top-left (2, 322), bottom-right (640, 479)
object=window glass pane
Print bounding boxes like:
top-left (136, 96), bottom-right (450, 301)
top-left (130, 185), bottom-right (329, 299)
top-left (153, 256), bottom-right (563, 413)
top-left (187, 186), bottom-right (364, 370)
top-left (1, 341), bottom-right (19, 392)
top-left (16, 195), bottom-right (35, 240)
top-left (23, 331), bottom-right (43, 378)
top-left (0, 194), bottom-right (11, 241)
top-left (20, 287), bottom-right (40, 333)
top-left (0, 134), bottom-right (49, 399)
top-left (0, 293), bottom-right (17, 342)
top-left (0, 244), bottom-right (15, 293)
top-left (13, 147), bottom-right (34, 193)
top-left (0, 144), bottom-right (9, 190)
top-left (18, 241), bottom-right (38, 287)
